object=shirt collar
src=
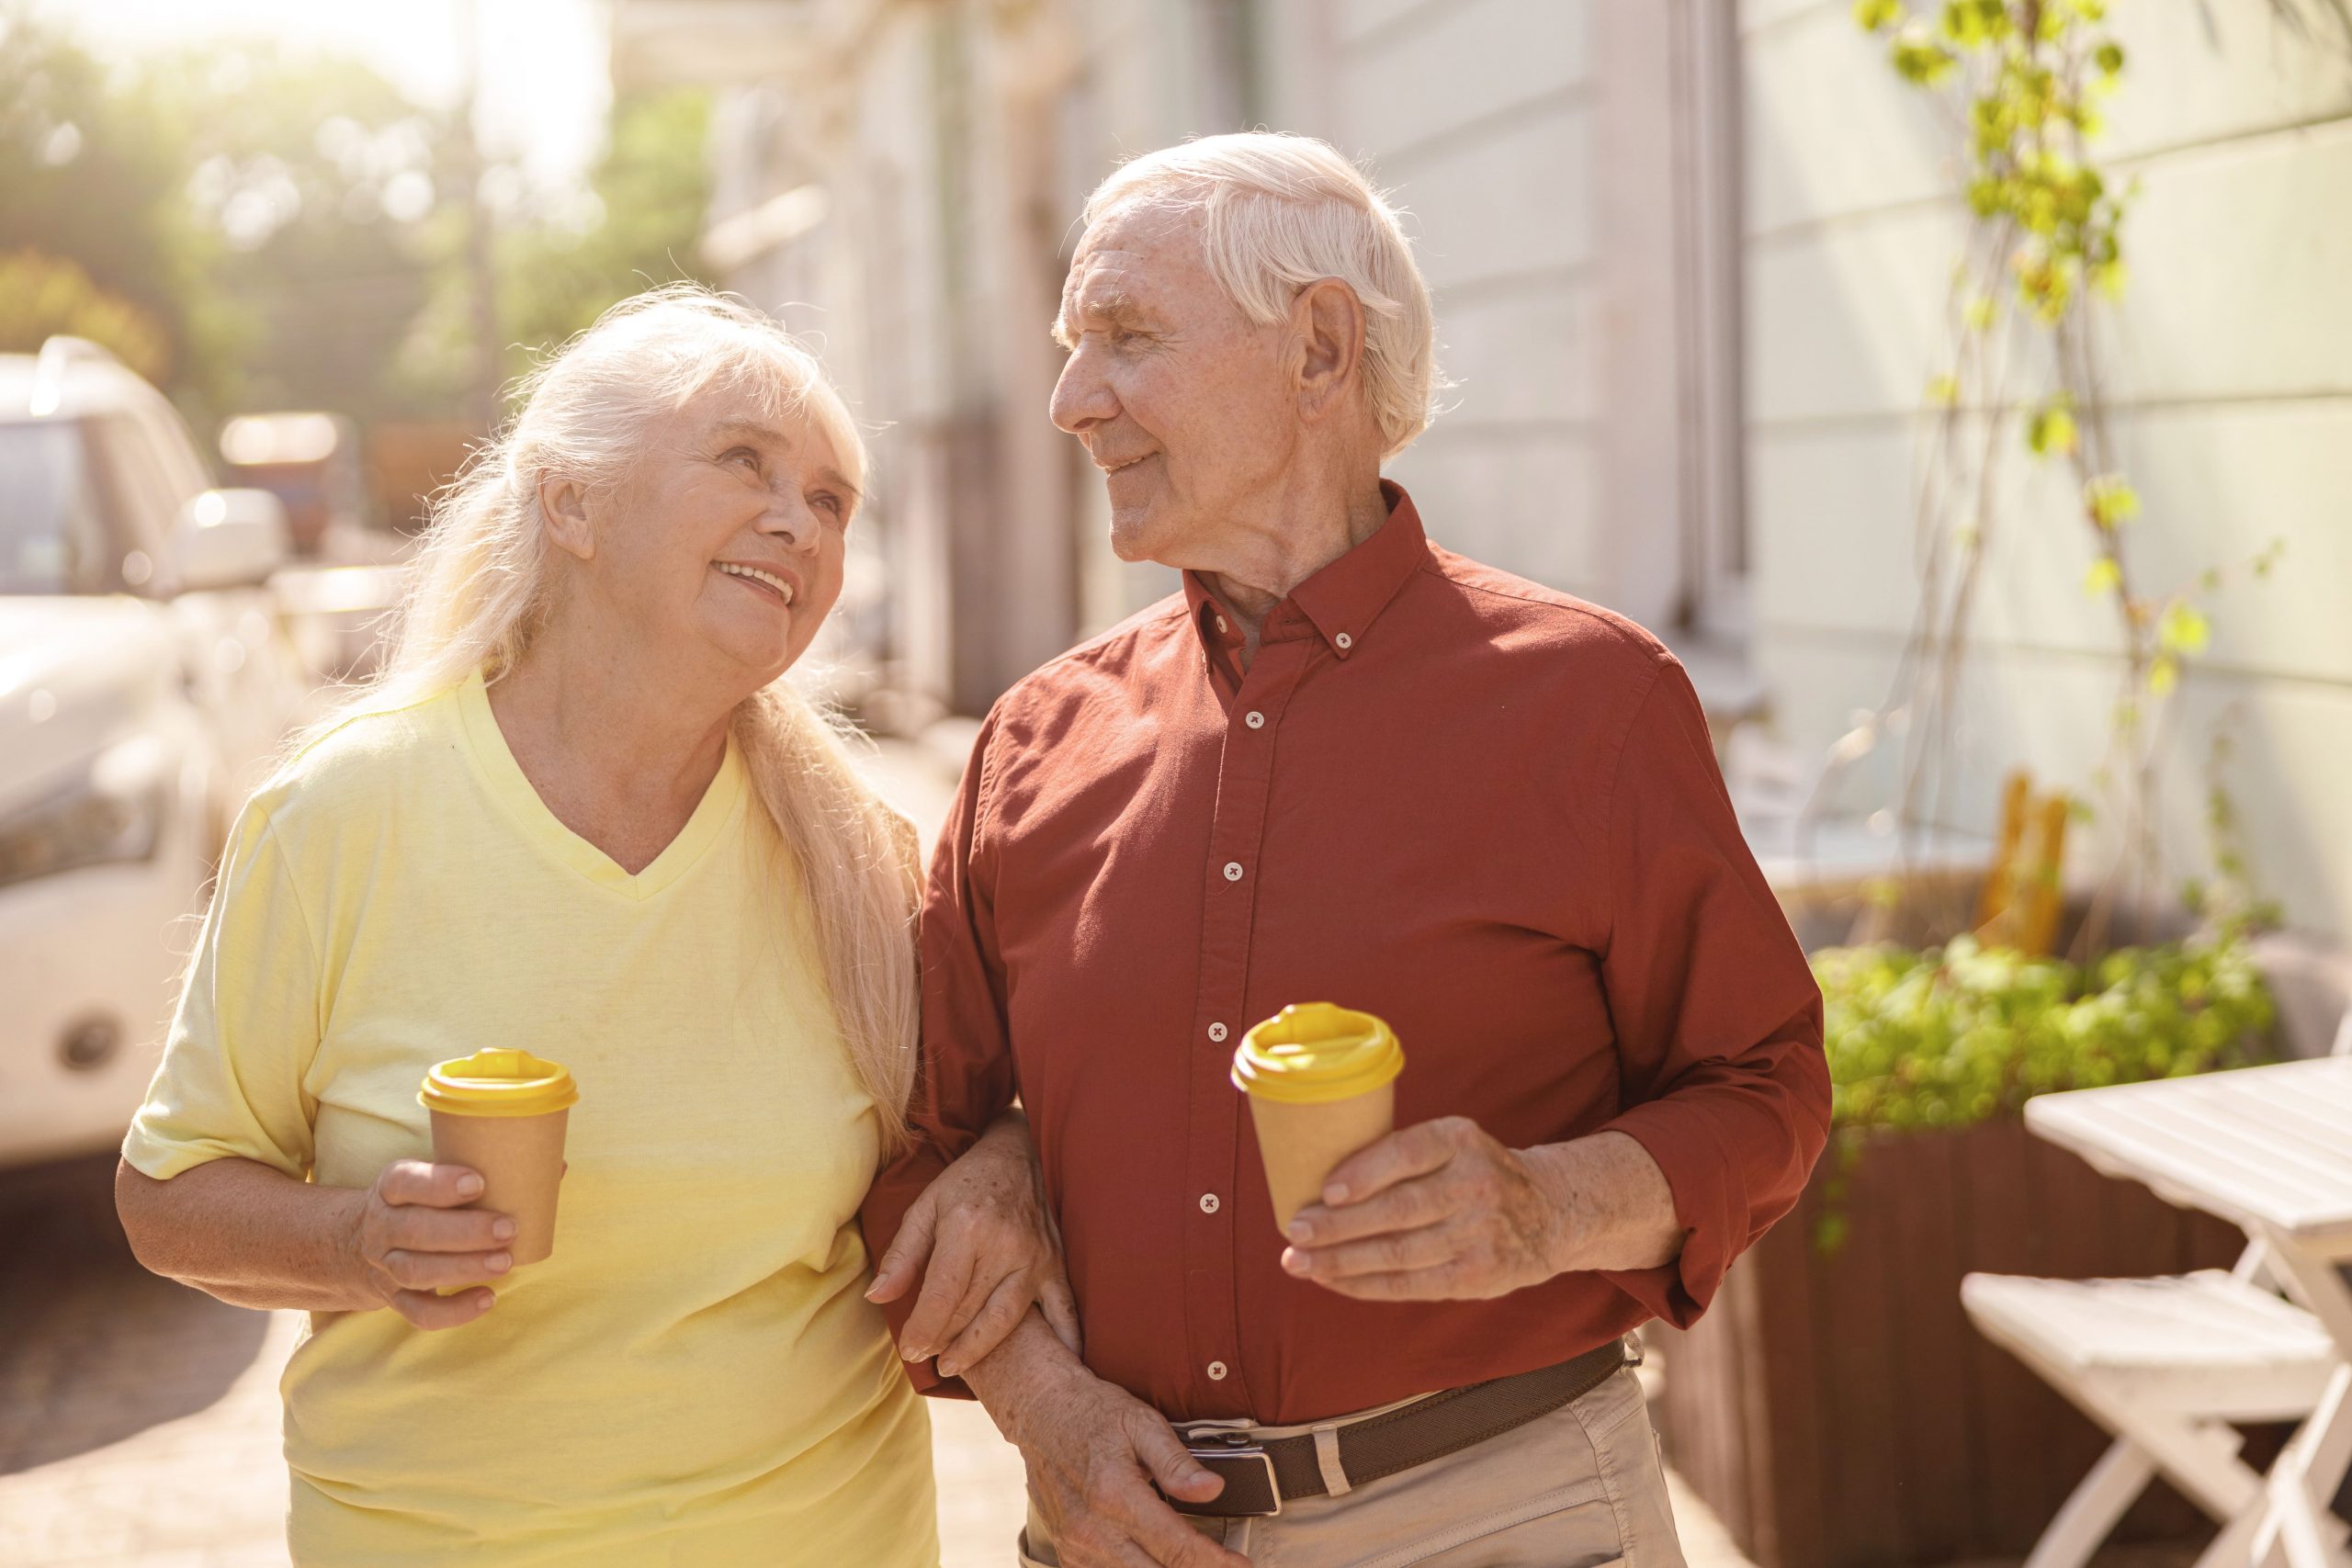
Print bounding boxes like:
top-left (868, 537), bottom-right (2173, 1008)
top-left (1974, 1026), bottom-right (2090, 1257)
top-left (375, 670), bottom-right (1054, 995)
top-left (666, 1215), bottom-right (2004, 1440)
top-left (1182, 480), bottom-right (1430, 661)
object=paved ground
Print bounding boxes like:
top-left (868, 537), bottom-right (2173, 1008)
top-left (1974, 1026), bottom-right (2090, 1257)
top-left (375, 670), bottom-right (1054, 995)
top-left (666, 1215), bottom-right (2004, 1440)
top-left (0, 738), bottom-right (1756, 1567)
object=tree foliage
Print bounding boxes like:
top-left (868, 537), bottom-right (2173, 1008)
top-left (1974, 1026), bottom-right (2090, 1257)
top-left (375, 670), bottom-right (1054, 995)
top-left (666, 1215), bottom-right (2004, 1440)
top-left (494, 90), bottom-right (716, 380)
top-left (0, 11), bottom-right (215, 389)
top-left (139, 40), bottom-right (459, 424)
top-left (0, 9), bottom-right (716, 432)
top-left (0, 249), bottom-right (172, 380)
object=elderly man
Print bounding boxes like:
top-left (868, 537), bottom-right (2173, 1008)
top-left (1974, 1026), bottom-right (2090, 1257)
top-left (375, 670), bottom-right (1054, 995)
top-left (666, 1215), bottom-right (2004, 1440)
top-left (864, 132), bottom-right (1829, 1567)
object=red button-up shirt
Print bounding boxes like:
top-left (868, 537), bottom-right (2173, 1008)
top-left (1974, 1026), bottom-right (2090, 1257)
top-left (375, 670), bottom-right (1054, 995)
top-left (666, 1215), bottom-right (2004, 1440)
top-left (863, 484), bottom-right (1828, 1425)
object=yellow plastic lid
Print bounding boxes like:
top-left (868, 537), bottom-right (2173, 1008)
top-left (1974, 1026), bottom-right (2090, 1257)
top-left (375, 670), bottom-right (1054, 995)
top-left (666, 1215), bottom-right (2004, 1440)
top-left (419, 1049), bottom-right (579, 1119)
top-left (1230, 1003), bottom-right (1404, 1105)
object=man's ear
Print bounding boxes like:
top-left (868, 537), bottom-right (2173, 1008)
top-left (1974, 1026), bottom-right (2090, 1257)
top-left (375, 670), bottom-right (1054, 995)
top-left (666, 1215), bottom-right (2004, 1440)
top-left (537, 476), bottom-right (597, 561)
top-left (1292, 277), bottom-right (1368, 423)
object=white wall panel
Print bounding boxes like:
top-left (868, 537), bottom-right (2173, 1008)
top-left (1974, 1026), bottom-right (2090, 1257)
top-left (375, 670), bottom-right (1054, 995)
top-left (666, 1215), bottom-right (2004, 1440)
top-left (1746, 1), bottom-right (2352, 236)
top-left (1750, 401), bottom-right (2352, 686)
top-left (1429, 279), bottom-right (1600, 428)
top-left (1755, 631), bottom-right (2352, 939)
top-left (1385, 428), bottom-right (1600, 594)
top-left (1340, 0), bottom-right (1589, 167)
top-left (1382, 100), bottom-right (1594, 291)
top-left (1747, 120), bottom-right (2352, 424)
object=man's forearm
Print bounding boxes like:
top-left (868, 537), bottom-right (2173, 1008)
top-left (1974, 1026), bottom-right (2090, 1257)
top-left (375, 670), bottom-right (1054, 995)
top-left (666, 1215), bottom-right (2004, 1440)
top-left (958, 1307), bottom-right (1090, 1448)
top-left (1522, 1130), bottom-right (1684, 1273)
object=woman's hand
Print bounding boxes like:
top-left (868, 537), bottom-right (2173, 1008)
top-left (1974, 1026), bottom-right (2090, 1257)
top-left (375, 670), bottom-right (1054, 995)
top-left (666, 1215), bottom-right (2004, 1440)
top-left (866, 1110), bottom-right (1080, 1377)
top-left (343, 1159), bottom-right (519, 1328)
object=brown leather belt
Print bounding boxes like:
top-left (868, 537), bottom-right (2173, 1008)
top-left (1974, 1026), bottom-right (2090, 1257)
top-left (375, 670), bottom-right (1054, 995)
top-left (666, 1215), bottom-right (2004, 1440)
top-left (1165, 1337), bottom-right (1636, 1518)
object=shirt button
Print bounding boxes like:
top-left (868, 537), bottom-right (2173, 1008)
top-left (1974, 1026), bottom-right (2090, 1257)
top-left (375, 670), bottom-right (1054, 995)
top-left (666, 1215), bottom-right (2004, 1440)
top-left (1199, 1193), bottom-right (1221, 1214)
top-left (1244, 710), bottom-right (1264, 729)
top-left (1207, 1021), bottom-right (1228, 1043)
top-left (1335, 632), bottom-right (1353, 650)
top-left (1207, 1361), bottom-right (1229, 1381)
top-left (1223, 862), bottom-right (1244, 882)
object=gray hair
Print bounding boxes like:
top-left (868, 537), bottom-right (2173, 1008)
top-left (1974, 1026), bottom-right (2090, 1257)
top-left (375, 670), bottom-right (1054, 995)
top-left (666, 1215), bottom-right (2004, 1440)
top-left (1083, 132), bottom-right (1442, 459)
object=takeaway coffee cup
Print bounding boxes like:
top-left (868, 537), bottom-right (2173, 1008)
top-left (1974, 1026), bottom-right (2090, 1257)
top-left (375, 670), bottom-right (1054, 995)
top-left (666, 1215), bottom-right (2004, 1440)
top-left (419, 1048), bottom-right (578, 1270)
top-left (1230, 1003), bottom-right (1405, 1232)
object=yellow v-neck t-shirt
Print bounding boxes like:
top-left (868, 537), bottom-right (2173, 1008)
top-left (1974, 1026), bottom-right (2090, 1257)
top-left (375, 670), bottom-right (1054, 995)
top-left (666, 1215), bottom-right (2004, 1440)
top-left (124, 671), bottom-right (936, 1566)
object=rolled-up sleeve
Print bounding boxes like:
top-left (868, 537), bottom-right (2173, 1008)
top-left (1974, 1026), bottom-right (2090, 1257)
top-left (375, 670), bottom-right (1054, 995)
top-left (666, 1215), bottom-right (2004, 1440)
top-left (122, 803), bottom-right (322, 1182)
top-left (858, 711), bottom-right (1023, 1393)
top-left (1590, 659), bottom-right (1830, 1326)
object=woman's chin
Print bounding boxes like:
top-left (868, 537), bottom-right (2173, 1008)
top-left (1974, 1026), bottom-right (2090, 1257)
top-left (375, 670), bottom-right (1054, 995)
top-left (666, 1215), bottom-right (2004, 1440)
top-left (699, 619), bottom-right (806, 684)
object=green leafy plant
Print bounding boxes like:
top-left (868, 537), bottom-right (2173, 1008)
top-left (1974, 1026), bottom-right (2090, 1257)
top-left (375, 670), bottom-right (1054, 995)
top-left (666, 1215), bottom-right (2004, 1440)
top-left (1809, 927), bottom-right (2274, 1249)
top-left (1818, 931), bottom-right (2274, 1131)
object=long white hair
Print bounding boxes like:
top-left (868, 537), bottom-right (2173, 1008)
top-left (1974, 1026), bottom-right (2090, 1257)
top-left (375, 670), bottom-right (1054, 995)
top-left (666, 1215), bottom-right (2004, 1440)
top-left (335, 285), bottom-right (918, 1151)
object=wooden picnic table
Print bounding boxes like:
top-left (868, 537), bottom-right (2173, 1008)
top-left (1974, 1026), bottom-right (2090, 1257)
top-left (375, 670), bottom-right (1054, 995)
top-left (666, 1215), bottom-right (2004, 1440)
top-left (2026, 1057), bottom-right (2352, 1568)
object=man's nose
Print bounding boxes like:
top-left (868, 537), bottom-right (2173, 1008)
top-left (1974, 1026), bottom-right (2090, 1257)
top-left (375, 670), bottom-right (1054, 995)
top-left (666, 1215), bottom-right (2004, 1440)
top-left (1050, 345), bottom-right (1116, 435)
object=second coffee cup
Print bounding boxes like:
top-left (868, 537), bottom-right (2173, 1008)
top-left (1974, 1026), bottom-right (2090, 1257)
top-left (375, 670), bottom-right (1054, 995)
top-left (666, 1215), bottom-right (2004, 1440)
top-left (419, 1047), bottom-right (578, 1274)
top-left (1231, 1002), bottom-right (1404, 1232)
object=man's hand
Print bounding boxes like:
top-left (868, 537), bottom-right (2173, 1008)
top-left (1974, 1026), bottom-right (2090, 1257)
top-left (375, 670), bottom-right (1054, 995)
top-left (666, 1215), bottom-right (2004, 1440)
top-left (1277, 1116), bottom-right (1569, 1300)
top-left (867, 1110), bottom-right (1080, 1377)
top-left (342, 1160), bottom-right (514, 1328)
top-left (966, 1314), bottom-right (1250, 1568)
top-left (1282, 1122), bottom-right (1685, 1300)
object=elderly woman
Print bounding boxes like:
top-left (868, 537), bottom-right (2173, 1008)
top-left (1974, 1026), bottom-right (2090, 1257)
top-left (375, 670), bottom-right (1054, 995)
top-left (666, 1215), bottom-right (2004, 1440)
top-left (114, 288), bottom-right (1066, 1565)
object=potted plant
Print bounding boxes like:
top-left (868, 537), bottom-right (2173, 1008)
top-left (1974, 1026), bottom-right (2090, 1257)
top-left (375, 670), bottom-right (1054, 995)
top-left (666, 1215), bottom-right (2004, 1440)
top-left (1655, 928), bottom-right (2275, 1567)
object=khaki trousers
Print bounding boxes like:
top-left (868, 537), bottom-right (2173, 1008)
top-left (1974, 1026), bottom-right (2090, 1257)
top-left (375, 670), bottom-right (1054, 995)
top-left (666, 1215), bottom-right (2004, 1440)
top-left (1017, 1364), bottom-right (1687, 1568)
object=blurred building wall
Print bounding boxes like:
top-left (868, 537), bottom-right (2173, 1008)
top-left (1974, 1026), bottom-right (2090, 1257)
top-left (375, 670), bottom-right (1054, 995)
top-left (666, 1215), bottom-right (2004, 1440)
top-left (625, 0), bottom-right (1745, 715)
top-left (1258, 0), bottom-right (1760, 712)
top-left (621, 0), bottom-right (1243, 715)
top-left (619, 0), bottom-right (2352, 941)
top-left (1740, 0), bottom-right (2352, 942)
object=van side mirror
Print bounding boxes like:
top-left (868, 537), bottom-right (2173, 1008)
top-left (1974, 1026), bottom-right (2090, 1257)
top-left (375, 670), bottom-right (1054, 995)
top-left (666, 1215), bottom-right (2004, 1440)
top-left (172, 489), bottom-right (289, 592)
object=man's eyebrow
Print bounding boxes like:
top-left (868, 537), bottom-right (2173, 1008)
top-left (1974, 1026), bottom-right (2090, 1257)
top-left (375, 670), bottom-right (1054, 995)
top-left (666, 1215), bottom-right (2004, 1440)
top-left (1052, 286), bottom-right (1148, 348)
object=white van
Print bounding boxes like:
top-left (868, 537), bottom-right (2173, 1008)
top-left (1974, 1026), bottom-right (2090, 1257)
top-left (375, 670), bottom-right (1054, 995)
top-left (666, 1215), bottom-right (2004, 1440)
top-left (0, 339), bottom-right (311, 1168)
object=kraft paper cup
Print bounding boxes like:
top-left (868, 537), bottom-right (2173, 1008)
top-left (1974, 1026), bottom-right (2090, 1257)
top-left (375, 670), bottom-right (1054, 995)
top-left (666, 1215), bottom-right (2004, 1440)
top-left (1231, 1004), bottom-right (1404, 1232)
top-left (419, 1048), bottom-right (578, 1273)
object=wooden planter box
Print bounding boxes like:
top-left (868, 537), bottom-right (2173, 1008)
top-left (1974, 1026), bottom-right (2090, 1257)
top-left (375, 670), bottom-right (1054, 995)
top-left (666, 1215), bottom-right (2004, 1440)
top-left (1653, 1118), bottom-right (2245, 1567)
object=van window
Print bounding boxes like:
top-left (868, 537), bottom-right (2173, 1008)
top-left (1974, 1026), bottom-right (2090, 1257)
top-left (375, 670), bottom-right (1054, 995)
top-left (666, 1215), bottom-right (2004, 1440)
top-left (83, 413), bottom-right (187, 583)
top-left (0, 420), bottom-right (118, 594)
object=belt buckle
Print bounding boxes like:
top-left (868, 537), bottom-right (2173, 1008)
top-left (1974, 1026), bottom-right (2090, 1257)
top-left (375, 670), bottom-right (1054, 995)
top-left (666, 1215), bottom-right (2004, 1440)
top-left (1181, 1435), bottom-right (1282, 1517)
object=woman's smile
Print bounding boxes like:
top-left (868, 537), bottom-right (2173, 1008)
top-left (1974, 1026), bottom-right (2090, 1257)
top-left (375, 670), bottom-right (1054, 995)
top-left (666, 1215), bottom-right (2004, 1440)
top-left (714, 559), bottom-right (800, 607)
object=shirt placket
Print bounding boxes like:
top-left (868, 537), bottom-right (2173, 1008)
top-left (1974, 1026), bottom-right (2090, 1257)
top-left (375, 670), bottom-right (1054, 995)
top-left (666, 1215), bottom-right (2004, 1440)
top-left (1182, 632), bottom-right (1312, 1416)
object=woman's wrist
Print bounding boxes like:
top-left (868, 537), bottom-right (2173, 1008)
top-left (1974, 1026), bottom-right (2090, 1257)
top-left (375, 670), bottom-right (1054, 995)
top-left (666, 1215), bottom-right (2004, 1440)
top-left (322, 1183), bottom-right (379, 1305)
